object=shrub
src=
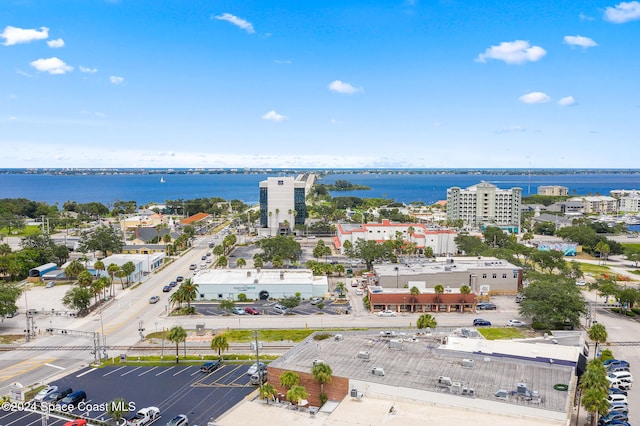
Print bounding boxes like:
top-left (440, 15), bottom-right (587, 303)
top-left (626, 310), bottom-right (636, 317)
top-left (632, 307), bottom-right (640, 315)
top-left (611, 308), bottom-right (621, 314)
top-left (363, 295), bottom-right (370, 310)
top-left (600, 349), bottom-right (614, 362)
top-left (237, 293), bottom-right (247, 302)
top-left (319, 392), bottom-right (328, 406)
top-left (313, 333), bottom-right (332, 341)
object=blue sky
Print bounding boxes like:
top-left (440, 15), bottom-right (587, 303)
top-left (1, 0), bottom-right (639, 169)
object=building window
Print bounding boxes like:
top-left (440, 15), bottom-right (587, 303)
top-left (482, 273), bottom-right (487, 279)
top-left (492, 273), bottom-right (497, 279)
top-left (278, 180), bottom-right (284, 185)
top-left (218, 294), bottom-right (223, 298)
top-left (513, 272), bottom-right (518, 278)
top-left (502, 273), bottom-right (507, 279)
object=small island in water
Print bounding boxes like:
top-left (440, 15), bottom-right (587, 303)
top-left (323, 179), bottom-right (371, 191)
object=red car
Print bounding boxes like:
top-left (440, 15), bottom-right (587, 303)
top-left (244, 307), bottom-right (259, 315)
top-left (64, 420), bottom-right (87, 426)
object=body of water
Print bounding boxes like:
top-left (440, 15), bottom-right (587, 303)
top-left (1, 171), bottom-right (640, 207)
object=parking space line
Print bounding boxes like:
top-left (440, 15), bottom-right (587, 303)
top-left (138, 367), bottom-right (157, 376)
top-left (76, 368), bottom-right (97, 377)
top-left (121, 367), bottom-right (142, 376)
top-left (103, 366), bottom-right (127, 376)
top-left (155, 367), bottom-right (174, 376)
top-left (173, 367), bottom-right (191, 376)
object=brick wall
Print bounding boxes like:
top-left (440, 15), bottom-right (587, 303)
top-left (267, 366), bottom-right (349, 407)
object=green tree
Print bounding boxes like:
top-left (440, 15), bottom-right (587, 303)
top-left (588, 323), bottom-right (607, 359)
top-left (167, 326), bottom-right (187, 363)
top-left (409, 286), bottom-right (420, 313)
top-left (178, 278), bottom-right (199, 311)
top-left (417, 313), bottom-right (437, 330)
top-left (286, 385), bottom-right (308, 406)
top-left (215, 255), bottom-right (228, 268)
top-left (79, 226), bottom-right (124, 256)
top-left (580, 359), bottom-right (610, 425)
top-left (77, 270), bottom-right (94, 288)
top-left (280, 295), bottom-right (300, 310)
top-left (236, 257), bottom-right (246, 268)
top-left (107, 263), bottom-right (120, 297)
top-left (62, 286), bottom-right (92, 314)
top-left (280, 371), bottom-right (300, 389)
top-left (253, 255), bottom-right (264, 269)
top-left (219, 299), bottom-right (235, 313)
top-left (520, 277), bottom-right (587, 329)
top-left (211, 334), bottom-right (229, 357)
top-left (529, 250), bottom-right (566, 274)
top-left (335, 281), bottom-right (346, 297)
top-left (64, 260), bottom-right (86, 280)
top-left (618, 287), bottom-right (640, 313)
top-left (121, 261), bottom-right (136, 287)
top-left (434, 284), bottom-right (444, 304)
top-left (351, 239), bottom-right (394, 270)
top-left (259, 383), bottom-right (278, 404)
top-left (312, 362), bottom-right (333, 400)
top-left (107, 397), bottom-right (129, 422)
top-left (255, 235), bottom-right (302, 264)
top-left (0, 282), bottom-right (22, 318)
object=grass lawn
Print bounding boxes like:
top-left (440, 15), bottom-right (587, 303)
top-left (579, 263), bottom-right (611, 275)
top-left (478, 327), bottom-right (526, 340)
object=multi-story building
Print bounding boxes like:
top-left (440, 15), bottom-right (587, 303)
top-left (537, 185), bottom-right (569, 196)
top-left (568, 196), bottom-right (617, 214)
top-left (259, 176), bottom-right (307, 235)
top-left (446, 182), bottom-right (522, 232)
top-left (618, 195), bottom-right (640, 213)
top-left (335, 219), bottom-right (457, 256)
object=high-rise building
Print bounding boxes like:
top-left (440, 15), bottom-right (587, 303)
top-left (259, 176), bottom-right (307, 235)
top-left (446, 182), bottom-right (522, 232)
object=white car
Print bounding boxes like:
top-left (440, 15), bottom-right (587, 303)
top-left (310, 297), bottom-right (322, 305)
top-left (576, 280), bottom-right (586, 286)
top-left (127, 406), bottom-right (160, 425)
top-left (33, 385), bottom-right (58, 402)
top-left (507, 319), bottom-right (525, 327)
top-left (378, 310), bottom-right (396, 317)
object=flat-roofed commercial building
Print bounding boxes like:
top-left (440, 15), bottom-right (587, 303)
top-left (335, 219), bottom-right (457, 256)
top-left (447, 182), bottom-right (522, 232)
top-left (191, 268), bottom-right (328, 301)
top-left (265, 329), bottom-right (583, 425)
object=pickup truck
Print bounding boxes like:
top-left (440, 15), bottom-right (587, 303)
top-left (127, 406), bottom-right (160, 425)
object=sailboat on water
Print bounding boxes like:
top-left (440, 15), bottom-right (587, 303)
top-left (160, 176), bottom-right (166, 183)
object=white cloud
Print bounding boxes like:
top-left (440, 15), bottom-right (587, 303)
top-left (558, 96), bottom-right (576, 106)
top-left (328, 80), bottom-right (362, 94)
top-left (1, 26), bottom-right (49, 46)
top-left (579, 13), bottom-right (595, 21)
top-left (214, 13), bottom-right (255, 34)
top-left (564, 35), bottom-right (598, 48)
top-left (109, 75), bottom-right (124, 85)
top-left (47, 38), bottom-right (65, 48)
top-left (604, 1), bottom-right (640, 23)
top-left (29, 57), bottom-right (73, 74)
top-left (519, 92), bottom-right (551, 104)
top-left (476, 40), bottom-right (546, 64)
top-left (79, 66), bottom-right (98, 73)
top-left (275, 59), bottom-right (292, 65)
top-left (262, 110), bottom-right (287, 122)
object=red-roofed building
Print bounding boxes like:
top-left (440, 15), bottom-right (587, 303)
top-left (335, 219), bottom-right (457, 256)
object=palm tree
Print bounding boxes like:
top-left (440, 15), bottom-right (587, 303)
top-left (107, 397), bottom-right (129, 423)
top-left (167, 326), bottom-right (187, 363)
top-left (312, 363), bottom-right (333, 402)
top-left (215, 256), bottom-right (228, 268)
top-left (169, 288), bottom-right (186, 311)
top-left (460, 285), bottom-right (471, 310)
top-left (580, 359), bottom-right (610, 426)
top-left (434, 284), bottom-right (444, 306)
top-left (280, 371), bottom-right (300, 389)
top-left (94, 260), bottom-right (105, 278)
top-left (286, 385), bottom-right (308, 406)
top-left (260, 383), bottom-right (278, 405)
top-left (409, 286), bottom-right (420, 313)
top-left (180, 278), bottom-right (199, 311)
top-left (211, 334), bottom-right (229, 358)
top-left (417, 313), bottom-right (437, 330)
top-left (77, 270), bottom-right (94, 288)
top-left (335, 282), bottom-right (346, 297)
top-left (107, 263), bottom-right (120, 297)
top-left (65, 260), bottom-right (85, 280)
top-left (588, 323), bottom-right (608, 359)
top-left (162, 233), bottom-right (172, 246)
top-left (121, 261), bottom-right (136, 287)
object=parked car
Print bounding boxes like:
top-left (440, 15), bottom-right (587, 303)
top-left (244, 307), bottom-right (259, 315)
top-left (598, 411), bottom-right (629, 425)
top-left (63, 420), bottom-right (87, 426)
top-left (273, 304), bottom-right (289, 314)
top-left (166, 414), bottom-right (189, 426)
top-left (515, 294), bottom-right (525, 303)
top-left (169, 281), bottom-right (178, 287)
top-left (200, 360), bottom-right (221, 373)
top-left (609, 387), bottom-right (628, 396)
top-left (45, 281), bottom-right (56, 288)
top-left (507, 319), bottom-right (525, 327)
top-left (162, 285), bottom-right (171, 292)
top-left (176, 276), bottom-right (184, 282)
top-left (246, 361), bottom-right (266, 376)
top-left (608, 371), bottom-right (633, 383)
top-left (201, 255), bottom-right (207, 260)
top-left (310, 297), bottom-right (322, 305)
top-left (605, 360), bottom-right (630, 370)
top-left (42, 387), bottom-right (73, 404)
top-left (607, 393), bottom-right (628, 404)
top-left (607, 402), bottom-right (628, 413)
top-left (473, 318), bottom-right (491, 326)
top-left (128, 406), bottom-right (160, 425)
top-left (232, 307), bottom-right (246, 315)
top-left (477, 302), bottom-right (497, 310)
top-left (33, 385), bottom-right (58, 402)
top-left (576, 280), bottom-right (587, 286)
top-left (189, 264), bottom-right (197, 270)
top-left (149, 296), bottom-right (160, 304)
top-left (378, 310), bottom-right (396, 317)
top-left (4, 310), bottom-right (18, 318)
top-left (250, 371), bottom-right (268, 385)
top-left (59, 390), bottom-right (86, 407)
top-left (355, 288), bottom-right (363, 296)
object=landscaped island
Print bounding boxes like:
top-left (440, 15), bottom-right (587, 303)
top-left (322, 180), bottom-right (371, 191)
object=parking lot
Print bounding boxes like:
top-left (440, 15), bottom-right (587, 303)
top-left (195, 299), bottom-right (352, 316)
top-left (0, 364), bottom-right (257, 425)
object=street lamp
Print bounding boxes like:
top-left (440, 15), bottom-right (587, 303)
top-left (394, 266), bottom-right (399, 288)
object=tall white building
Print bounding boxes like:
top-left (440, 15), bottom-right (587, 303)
top-left (259, 176), bottom-right (307, 235)
top-left (446, 182), bottom-right (522, 232)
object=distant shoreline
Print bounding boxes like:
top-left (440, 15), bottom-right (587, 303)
top-left (1, 168), bottom-right (640, 176)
